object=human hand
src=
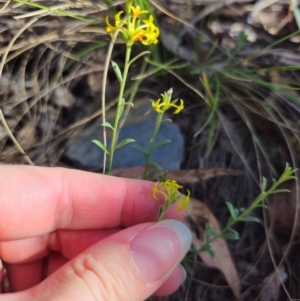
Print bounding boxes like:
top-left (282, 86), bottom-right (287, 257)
top-left (0, 165), bottom-right (192, 301)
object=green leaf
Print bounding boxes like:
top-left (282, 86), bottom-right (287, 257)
top-left (182, 261), bottom-right (194, 276)
top-left (204, 244), bottom-right (214, 259)
top-left (226, 216), bottom-right (234, 227)
top-left (150, 161), bottom-right (163, 170)
top-left (269, 189), bottom-right (291, 194)
top-left (124, 102), bottom-right (134, 107)
top-left (92, 140), bottom-right (109, 154)
top-left (153, 139), bottom-right (171, 149)
top-left (222, 228), bottom-right (239, 240)
top-left (128, 51), bottom-right (151, 65)
top-left (144, 166), bottom-right (162, 179)
top-left (261, 177), bottom-right (267, 192)
top-left (133, 145), bottom-right (149, 154)
top-left (222, 232), bottom-right (239, 240)
top-left (157, 171), bottom-right (168, 182)
top-left (115, 138), bottom-right (135, 150)
top-left (226, 202), bottom-right (238, 219)
top-left (102, 122), bottom-right (114, 131)
top-left (112, 61), bottom-right (123, 83)
top-left (144, 162), bottom-right (163, 179)
top-left (236, 32), bottom-right (247, 52)
top-left (239, 216), bottom-right (260, 223)
top-left (116, 98), bottom-right (125, 121)
top-left (205, 223), bottom-right (217, 237)
top-left (161, 118), bottom-right (172, 123)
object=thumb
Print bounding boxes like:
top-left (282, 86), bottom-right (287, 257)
top-left (5, 220), bottom-right (192, 301)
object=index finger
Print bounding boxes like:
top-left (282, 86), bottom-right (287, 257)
top-left (0, 165), bottom-right (185, 240)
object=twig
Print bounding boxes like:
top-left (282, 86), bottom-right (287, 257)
top-left (0, 110), bottom-right (34, 165)
top-left (0, 0), bottom-right (10, 14)
top-left (0, 17), bottom-right (38, 78)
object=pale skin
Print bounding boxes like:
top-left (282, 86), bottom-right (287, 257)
top-left (0, 165), bottom-right (190, 301)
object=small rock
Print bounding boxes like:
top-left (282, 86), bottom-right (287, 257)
top-left (64, 98), bottom-right (184, 170)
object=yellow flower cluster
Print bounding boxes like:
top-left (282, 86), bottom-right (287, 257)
top-left (106, 5), bottom-right (159, 46)
top-left (152, 179), bottom-right (190, 211)
top-left (152, 90), bottom-right (184, 114)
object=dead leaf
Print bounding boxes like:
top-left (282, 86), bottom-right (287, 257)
top-left (261, 265), bottom-right (287, 301)
top-left (266, 179), bottom-right (300, 242)
top-left (113, 167), bottom-right (242, 182)
top-left (185, 197), bottom-right (241, 300)
top-left (16, 122), bottom-right (37, 149)
top-left (52, 86), bottom-right (75, 108)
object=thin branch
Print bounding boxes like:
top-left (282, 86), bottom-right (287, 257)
top-left (0, 110), bottom-right (34, 165)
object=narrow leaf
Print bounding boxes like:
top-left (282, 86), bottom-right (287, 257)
top-left (226, 202), bottom-right (238, 219)
top-left (124, 102), bottom-right (134, 107)
top-left (204, 244), bottom-right (215, 259)
top-left (102, 122), bottom-right (114, 131)
top-left (145, 166), bottom-right (162, 179)
top-left (239, 216), bottom-right (260, 223)
top-left (226, 216), bottom-right (235, 227)
top-left (269, 189), bottom-right (291, 194)
top-left (112, 61), bottom-right (123, 83)
top-left (129, 51), bottom-right (151, 65)
top-left (261, 177), bottom-right (267, 192)
top-left (153, 139), bottom-right (171, 149)
top-left (92, 140), bottom-right (109, 154)
top-left (115, 138), bottom-right (135, 150)
top-left (150, 161), bottom-right (163, 170)
top-left (222, 232), bottom-right (240, 240)
top-left (222, 228), bottom-right (239, 240)
top-left (133, 145), bottom-right (149, 154)
top-left (205, 223), bottom-right (217, 237)
top-left (116, 98), bottom-right (125, 122)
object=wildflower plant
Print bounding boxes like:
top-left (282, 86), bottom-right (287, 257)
top-left (92, 1), bottom-right (160, 174)
top-left (134, 88), bottom-right (185, 179)
top-left (198, 163), bottom-right (297, 258)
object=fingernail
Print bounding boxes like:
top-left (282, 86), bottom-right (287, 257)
top-left (129, 219), bottom-right (192, 284)
top-left (180, 264), bottom-right (187, 283)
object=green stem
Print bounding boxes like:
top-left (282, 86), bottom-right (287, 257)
top-left (197, 176), bottom-right (288, 253)
top-left (142, 112), bottom-right (163, 178)
top-left (108, 45), bottom-right (132, 174)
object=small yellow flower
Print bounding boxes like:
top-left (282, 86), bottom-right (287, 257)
top-left (152, 93), bottom-right (184, 114)
top-left (105, 11), bottom-right (124, 38)
top-left (140, 15), bottom-right (160, 45)
top-left (152, 179), bottom-right (190, 212)
top-left (105, 5), bottom-right (160, 46)
top-left (130, 5), bottom-right (148, 19)
top-left (176, 190), bottom-right (190, 211)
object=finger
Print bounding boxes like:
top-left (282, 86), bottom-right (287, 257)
top-left (2, 229), bottom-right (119, 291)
top-left (153, 265), bottom-right (186, 296)
top-left (0, 165), bottom-right (187, 240)
top-left (2, 220), bottom-right (192, 301)
top-left (0, 229), bottom-right (121, 263)
top-left (6, 259), bottom-right (43, 292)
top-left (44, 252), bottom-right (68, 277)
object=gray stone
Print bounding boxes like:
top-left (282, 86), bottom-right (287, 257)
top-left (64, 98), bottom-right (183, 170)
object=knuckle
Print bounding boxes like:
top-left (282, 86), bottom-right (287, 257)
top-left (64, 252), bottom-right (132, 301)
